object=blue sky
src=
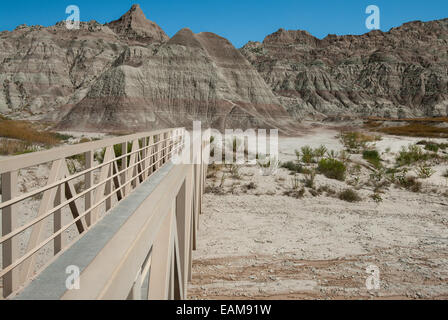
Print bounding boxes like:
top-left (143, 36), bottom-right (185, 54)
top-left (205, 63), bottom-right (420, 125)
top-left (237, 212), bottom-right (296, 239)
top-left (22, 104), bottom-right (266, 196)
top-left (0, 0), bottom-right (446, 48)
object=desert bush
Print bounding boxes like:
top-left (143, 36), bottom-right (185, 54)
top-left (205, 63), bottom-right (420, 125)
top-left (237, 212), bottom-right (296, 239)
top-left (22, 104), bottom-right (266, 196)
top-left (396, 175), bottom-right (422, 192)
top-left (283, 188), bottom-right (305, 199)
top-left (78, 137), bottom-right (91, 144)
top-left (415, 165), bottom-right (435, 179)
top-left (281, 161), bottom-right (303, 174)
top-left (371, 193), bottom-right (383, 204)
top-left (290, 175), bottom-right (301, 190)
top-left (424, 143), bottom-right (439, 153)
top-left (227, 164), bottom-right (241, 179)
top-left (396, 145), bottom-right (429, 166)
top-left (339, 131), bottom-right (380, 153)
top-left (338, 150), bottom-right (351, 162)
top-left (303, 170), bottom-right (316, 189)
top-left (318, 158), bottom-right (347, 181)
top-left (313, 145), bottom-right (328, 159)
top-left (326, 150), bottom-right (338, 159)
top-left (296, 146), bottom-right (314, 164)
top-left (317, 185), bottom-right (336, 196)
top-left (257, 156), bottom-right (279, 176)
top-left (363, 149), bottom-right (382, 168)
top-left (338, 189), bottom-right (362, 202)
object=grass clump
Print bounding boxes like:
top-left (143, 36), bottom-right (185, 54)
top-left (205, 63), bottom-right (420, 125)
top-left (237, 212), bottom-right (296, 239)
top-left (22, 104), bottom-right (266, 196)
top-left (338, 189), bottom-right (362, 202)
top-left (396, 145), bottom-right (429, 166)
top-left (396, 174), bottom-right (422, 192)
top-left (303, 170), bottom-right (316, 189)
top-left (317, 158), bottom-right (347, 181)
top-left (363, 149), bottom-right (382, 168)
top-left (339, 131), bottom-right (380, 153)
top-left (281, 161), bottom-right (303, 174)
top-left (415, 165), bottom-right (435, 179)
top-left (296, 146), bottom-right (314, 164)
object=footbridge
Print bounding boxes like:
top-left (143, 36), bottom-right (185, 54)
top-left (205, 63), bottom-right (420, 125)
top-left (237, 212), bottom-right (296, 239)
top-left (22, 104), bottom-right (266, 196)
top-left (0, 128), bottom-right (210, 300)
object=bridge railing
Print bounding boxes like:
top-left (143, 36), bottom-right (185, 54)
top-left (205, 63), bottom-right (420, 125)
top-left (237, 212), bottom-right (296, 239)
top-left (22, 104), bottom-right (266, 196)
top-left (0, 128), bottom-right (189, 298)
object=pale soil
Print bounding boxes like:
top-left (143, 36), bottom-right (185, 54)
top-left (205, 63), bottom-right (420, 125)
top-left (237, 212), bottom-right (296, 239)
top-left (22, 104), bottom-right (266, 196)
top-left (189, 127), bottom-right (448, 300)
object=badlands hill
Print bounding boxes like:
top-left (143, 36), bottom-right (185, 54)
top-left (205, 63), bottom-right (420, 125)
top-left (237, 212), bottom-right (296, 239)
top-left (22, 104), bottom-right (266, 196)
top-left (240, 19), bottom-right (448, 120)
top-left (0, 4), bottom-right (447, 132)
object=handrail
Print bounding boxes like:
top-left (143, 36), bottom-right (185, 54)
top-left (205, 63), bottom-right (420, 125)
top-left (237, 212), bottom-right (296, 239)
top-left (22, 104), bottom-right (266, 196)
top-left (0, 127), bottom-right (186, 298)
top-left (0, 128), bottom-right (176, 174)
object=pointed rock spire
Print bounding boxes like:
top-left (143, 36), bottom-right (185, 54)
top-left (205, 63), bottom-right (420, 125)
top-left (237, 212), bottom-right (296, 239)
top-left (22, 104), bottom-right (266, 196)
top-left (107, 4), bottom-right (169, 44)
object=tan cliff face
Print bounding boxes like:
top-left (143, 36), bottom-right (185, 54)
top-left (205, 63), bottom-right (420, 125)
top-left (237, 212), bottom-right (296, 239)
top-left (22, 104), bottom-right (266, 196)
top-left (240, 19), bottom-right (448, 120)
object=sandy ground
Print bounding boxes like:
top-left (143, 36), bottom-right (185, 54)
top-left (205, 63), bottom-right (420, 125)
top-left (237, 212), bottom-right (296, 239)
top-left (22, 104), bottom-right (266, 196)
top-left (189, 127), bottom-right (448, 300)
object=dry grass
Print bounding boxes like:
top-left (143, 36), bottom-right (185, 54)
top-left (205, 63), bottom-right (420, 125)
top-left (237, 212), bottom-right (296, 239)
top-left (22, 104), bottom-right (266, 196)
top-left (0, 118), bottom-right (59, 145)
top-left (376, 124), bottom-right (448, 138)
top-left (365, 116), bottom-right (448, 123)
top-left (0, 139), bottom-right (34, 155)
top-left (365, 118), bottom-right (448, 138)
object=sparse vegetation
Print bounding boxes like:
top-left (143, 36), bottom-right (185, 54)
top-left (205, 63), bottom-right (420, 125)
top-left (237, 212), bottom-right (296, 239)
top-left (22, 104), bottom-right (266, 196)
top-left (290, 175), bottom-right (301, 190)
top-left (313, 145), bottom-right (328, 159)
top-left (338, 189), bottom-right (362, 202)
top-left (317, 158), bottom-right (347, 181)
top-left (363, 149), bottom-right (382, 168)
top-left (396, 144), bottom-right (430, 166)
top-left (303, 170), bottom-right (316, 189)
top-left (372, 123), bottom-right (448, 138)
top-left (339, 131), bottom-right (380, 153)
top-left (371, 193), bottom-right (383, 204)
top-left (415, 165), bottom-right (435, 179)
top-left (227, 164), bottom-right (241, 179)
top-left (396, 173), bottom-right (422, 193)
top-left (317, 185), bottom-right (336, 196)
top-left (296, 146), bottom-right (314, 164)
top-left (0, 118), bottom-right (60, 146)
top-left (281, 161), bottom-right (303, 174)
top-left (257, 156), bottom-right (279, 176)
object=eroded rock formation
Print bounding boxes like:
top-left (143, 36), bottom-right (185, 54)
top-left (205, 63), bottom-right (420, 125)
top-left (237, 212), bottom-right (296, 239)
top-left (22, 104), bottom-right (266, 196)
top-left (240, 19), bottom-right (448, 120)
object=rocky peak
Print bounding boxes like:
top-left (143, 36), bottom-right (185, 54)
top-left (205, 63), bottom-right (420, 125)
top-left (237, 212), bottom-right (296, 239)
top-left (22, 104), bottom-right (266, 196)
top-left (263, 28), bottom-right (319, 47)
top-left (107, 4), bottom-right (169, 44)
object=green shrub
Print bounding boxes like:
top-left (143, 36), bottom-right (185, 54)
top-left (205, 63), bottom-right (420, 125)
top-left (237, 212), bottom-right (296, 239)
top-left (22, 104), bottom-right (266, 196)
top-left (396, 175), bottom-right (422, 192)
top-left (424, 143), bottom-right (439, 153)
top-left (281, 161), bottom-right (303, 174)
top-left (363, 149), bottom-right (382, 167)
top-left (339, 131), bottom-right (380, 153)
top-left (313, 145), bottom-right (328, 159)
top-left (415, 165), bottom-right (435, 179)
top-left (303, 170), bottom-right (316, 189)
top-left (318, 158), bottom-right (347, 181)
top-left (396, 145), bottom-right (429, 166)
top-left (339, 189), bottom-right (361, 202)
top-left (296, 146), bottom-right (314, 164)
